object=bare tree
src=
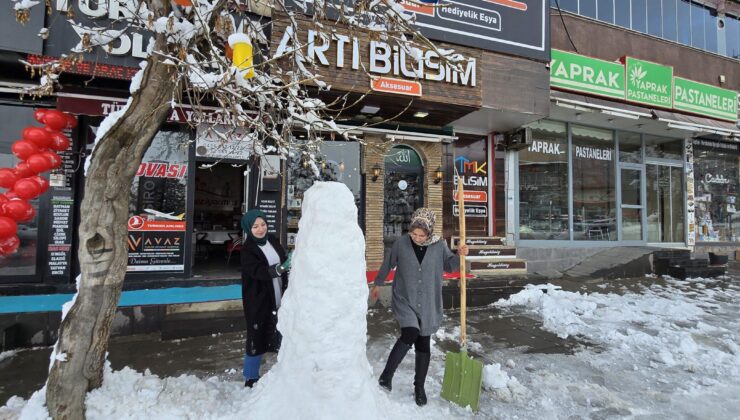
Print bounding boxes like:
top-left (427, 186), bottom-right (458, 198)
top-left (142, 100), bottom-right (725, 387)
top-left (11, 0), bottom-right (465, 417)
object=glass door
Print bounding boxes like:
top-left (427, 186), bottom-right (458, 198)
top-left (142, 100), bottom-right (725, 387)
top-left (619, 166), bottom-right (644, 241)
top-left (646, 164), bottom-right (685, 243)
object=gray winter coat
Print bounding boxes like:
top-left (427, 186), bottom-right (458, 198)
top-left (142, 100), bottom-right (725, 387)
top-left (374, 235), bottom-right (460, 336)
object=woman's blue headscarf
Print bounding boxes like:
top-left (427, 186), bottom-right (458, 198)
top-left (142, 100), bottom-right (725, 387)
top-left (241, 209), bottom-right (268, 245)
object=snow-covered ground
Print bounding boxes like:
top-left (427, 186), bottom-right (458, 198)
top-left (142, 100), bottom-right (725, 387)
top-left (2, 274), bottom-right (737, 419)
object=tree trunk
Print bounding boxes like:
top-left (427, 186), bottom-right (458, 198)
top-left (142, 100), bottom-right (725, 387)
top-left (45, 43), bottom-right (178, 419)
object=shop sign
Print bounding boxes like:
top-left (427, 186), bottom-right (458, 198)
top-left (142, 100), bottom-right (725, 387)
top-left (42, 2), bottom-right (260, 78)
top-left (273, 28), bottom-right (477, 88)
top-left (386, 147), bottom-right (423, 168)
top-left (704, 173), bottom-right (731, 185)
top-left (453, 156), bottom-right (488, 187)
top-left (371, 77), bottom-right (422, 96)
top-left (693, 139), bottom-right (740, 154)
top-left (399, 0), bottom-right (549, 61)
top-left (550, 50), bottom-right (625, 100)
top-left (527, 140), bottom-right (562, 155)
top-left (196, 126), bottom-right (254, 160)
top-left (453, 204), bottom-right (488, 217)
top-left (454, 191), bottom-right (488, 203)
top-left (574, 145), bottom-right (612, 161)
top-left (673, 77), bottom-right (738, 122)
top-left (624, 57), bottom-right (673, 108)
top-left (126, 219), bottom-right (186, 272)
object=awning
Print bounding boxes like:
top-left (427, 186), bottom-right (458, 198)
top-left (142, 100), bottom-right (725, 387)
top-left (551, 91), bottom-right (740, 138)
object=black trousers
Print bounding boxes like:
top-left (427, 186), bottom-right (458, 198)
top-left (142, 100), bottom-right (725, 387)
top-left (399, 327), bottom-right (431, 353)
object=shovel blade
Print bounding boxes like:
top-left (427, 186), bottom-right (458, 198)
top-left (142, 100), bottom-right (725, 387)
top-left (441, 350), bottom-right (483, 412)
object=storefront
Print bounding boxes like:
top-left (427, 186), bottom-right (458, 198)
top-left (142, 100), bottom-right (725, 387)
top-left (515, 119), bottom-right (688, 245)
top-left (511, 49), bottom-right (739, 250)
top-left (692, 138), bottom-right (740, 243)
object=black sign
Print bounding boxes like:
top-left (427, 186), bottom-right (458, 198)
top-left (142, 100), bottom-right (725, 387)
top-left (405, 0), bottom-right (549, 60)
top-left (256, 191), bottom-right (281, 238)
top-left (47, 195), bottom-right (74, 278)
top-left (0, 3), bottom-right (43, 54)
top-left (693, 138), bottom-right (740, 155)
top-left (289, 0), bottom-right (548, 61)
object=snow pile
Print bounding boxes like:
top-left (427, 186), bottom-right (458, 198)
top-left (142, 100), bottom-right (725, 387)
top-left (481, 363), bottom-right (528, 403)
top-left (238, 181), bottom-right (389, 419)
top-left (494, 281), bottom-right (740, 375)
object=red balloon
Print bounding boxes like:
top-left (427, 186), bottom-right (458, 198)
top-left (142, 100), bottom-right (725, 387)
top-left (22, 127), bottom-right (52, 148)
top-left (2, 200), bottom-right (34, 222)
top-left (4, 191), bottom-right (18, 200)
top-left (43, 110), bottom-right (68, 131)
top-left (65, 113), bottom-right (78, 128)
top-left (49, 132), bottom-right (71, 151)
top-left (0, 216), bottom-right (17, 238)
top-left (11, 140), bottom-right (40, 160)
top-left (26, 154), bottom-right (52, 174)
top-left (0, 194), bottom-right (8, 205)
top-left (34, 109), bottom-right (48, 124)
top-left (41, 151), bottom-right (62, 170)
top-left (29, 176), bottom-right (49, 194)
top-left (0, 169), bottom-right (17, 189)
top-left (13, 178), bottom-right (41, 200)
top-left (0, 235), bottom-right (20, 255)
top-left (14, 161), bottom-right (36, 178)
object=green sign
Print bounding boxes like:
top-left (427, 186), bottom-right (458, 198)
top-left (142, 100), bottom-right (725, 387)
top-left (673, 77), bottom-right (738, 122)
top-left (385, 145), bottom-right (422, 168)
top-left (625, 57), bottom-right (673, 108)
top-left (550, 49), bottom-right (625, 100)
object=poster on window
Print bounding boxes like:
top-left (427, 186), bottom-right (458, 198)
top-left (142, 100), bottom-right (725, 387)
top-left (449, 135), bottom-right (489, 235)
top-left (127, 131), bottom-right (189, 272)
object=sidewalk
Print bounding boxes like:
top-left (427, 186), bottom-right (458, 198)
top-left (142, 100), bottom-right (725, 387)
top-left (2, 269), bottom-right (738, 419)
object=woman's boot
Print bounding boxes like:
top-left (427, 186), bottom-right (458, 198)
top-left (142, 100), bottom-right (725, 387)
top-left (414, 352), bottom-right (431, 406)
top-left (378, 340), bottom-right (411, 391)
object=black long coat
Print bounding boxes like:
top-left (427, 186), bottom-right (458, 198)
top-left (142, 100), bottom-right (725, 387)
top-left (240, 234), bottom-right (288, 356)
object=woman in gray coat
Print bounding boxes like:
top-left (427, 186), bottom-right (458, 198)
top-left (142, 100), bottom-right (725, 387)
top-left (370, 208), bottom-right (468, 406)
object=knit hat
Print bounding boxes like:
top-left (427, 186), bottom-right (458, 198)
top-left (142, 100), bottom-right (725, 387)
top-left (409, 207), bottom-right (440, 246)
top-left (241, 209), bottom-right (268, 245)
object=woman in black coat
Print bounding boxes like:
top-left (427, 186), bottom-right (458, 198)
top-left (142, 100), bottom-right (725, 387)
top-left (240, 209), bottom-right (290, 387)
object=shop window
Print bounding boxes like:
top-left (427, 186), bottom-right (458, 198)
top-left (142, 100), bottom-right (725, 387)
top-left (580, 0), bottom-right (597, 18)
top-left (597, 0), bottom-right (614, 23)
top-left (383, 145), bottom-right (424, 249)
top-left (632, 0), bottom-right (648, 32)
top-left (690, 1), bottom-right (706, 49)
top-left (519, 121), bottom-right (569, 240)
top-left (705, 9), bottom-right (718, 53)
top-left (662, 0), bottom-right (678, 41)
top-left (727, 15), bottom-right (740, 59)
top-left (286, 140), bottom-right (361, 245)
top-left (571, 125), bottom-right (616, 241)
top-left (127, 131), bottom-right (189, 272)
top-left (694, 148), bottom-right (739, 242)
top-left (556, 0), bottom-right (578, 13)
top-left (0, 106), bottom-right (40, 277)
top-left (677, 0), bottom-right (692, 44)
top-left (618, 131), bottom-right (642, 163)
top-left (647, 0), bottom-right (663, 37)
top-left (615, 1), bottom-right (632, 28)
top-left (645, 135), bottom-right (682, 160)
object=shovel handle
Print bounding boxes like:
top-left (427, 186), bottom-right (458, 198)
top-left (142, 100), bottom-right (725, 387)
top-left (457, 176), bottom-right (467, 348)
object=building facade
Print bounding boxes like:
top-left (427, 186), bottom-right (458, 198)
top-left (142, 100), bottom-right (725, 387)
top-left (0, 1), bottom-right (551, 291)
top-left (510, 1), bottom-right (739, 272)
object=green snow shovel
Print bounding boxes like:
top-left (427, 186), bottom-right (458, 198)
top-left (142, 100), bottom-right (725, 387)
top-left (441, 176), bottom-right (483, 412)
